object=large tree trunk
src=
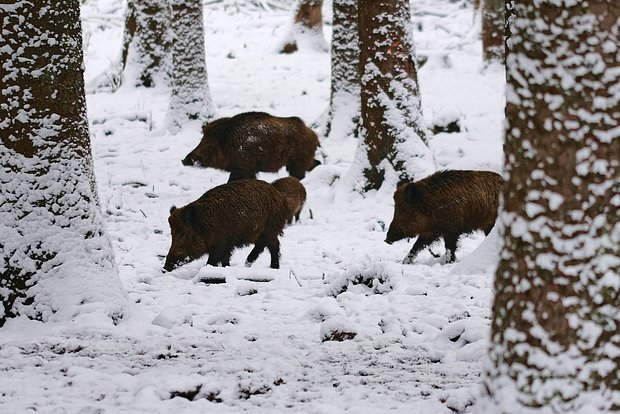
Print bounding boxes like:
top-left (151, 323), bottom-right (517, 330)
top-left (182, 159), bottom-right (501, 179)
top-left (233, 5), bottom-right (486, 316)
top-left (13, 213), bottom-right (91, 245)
top-left (324, 0), bottom-right (360, 140)
top-left (482, 0), bottom-right (504, 62)
top-left (355, 0), bottom-right (434, 191)
top-left (480, 1), bottom-right (619, 412)
top-left (120, 0), bottom-right (171, 87)
top-left (166, 0), bottom-right (215, 131)
top-left (0, 0), bottom-right (127, 326)
top-left (279, 0), bottom-right (327, 54)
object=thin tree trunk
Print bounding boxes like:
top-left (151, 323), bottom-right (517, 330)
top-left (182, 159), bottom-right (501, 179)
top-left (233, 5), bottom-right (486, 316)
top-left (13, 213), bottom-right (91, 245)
top-left (120, 0), bottom-right (171, 87)
top-left (0, 0), bottom-right (127, 325)
top-left (480, 1), bottom-right (620, 412)
top-left (482, 0), bottom-right (504, 62)
top-left (324, 0), bottom-right (360, 139)
top-left (166, 0), bottom-right (215, 131)
top-left (280, 0), bottom-right (327, 54)
top-left (356, 0), bottom-right (434, 191)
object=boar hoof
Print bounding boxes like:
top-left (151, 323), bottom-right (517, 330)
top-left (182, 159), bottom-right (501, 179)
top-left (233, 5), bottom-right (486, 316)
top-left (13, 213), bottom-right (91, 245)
top-left (402, 255), bottom-right (416, 265)
top-left (428, 247), bottom-right (441, 258)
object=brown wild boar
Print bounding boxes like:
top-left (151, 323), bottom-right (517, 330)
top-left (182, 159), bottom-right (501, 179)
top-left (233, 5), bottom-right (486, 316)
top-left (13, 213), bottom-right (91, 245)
top-left (385, 170), bottom-right (502, 264)
top-left (182, 112), bottom-right (321, 182)
top-left (271, 177), bottom-right (307, 224)
top-left (163, 180), bottom-right (288, 271)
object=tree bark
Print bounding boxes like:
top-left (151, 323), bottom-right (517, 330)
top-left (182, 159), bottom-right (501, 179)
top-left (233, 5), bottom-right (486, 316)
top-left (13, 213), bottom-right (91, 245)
top-left (482, 0), bottom-right (505, 62)
top-left (324, 0), bottom-right (360, 140)
top-left (280, 0), bottom-right (327, 54)
top-left (0, 0), bottom-right (127, 326)
top-left (120, 0), bottom-right (171, 87)
top-left (166, 0), bottom-right (215, 131)
top-left (480, 1), bottom-right (620, 412)
top-left (356, 0), bottom-right (434, 191)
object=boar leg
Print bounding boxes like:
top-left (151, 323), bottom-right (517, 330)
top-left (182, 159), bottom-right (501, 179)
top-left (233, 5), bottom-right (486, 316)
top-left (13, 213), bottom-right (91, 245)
top-left (286, 163), bottom-right (306, 180)
top-left (218, 247), bottom-right (233, 267)
top-left (228, 169), bottom-right (256, 182)
top-left (207, 246), bottom-right (232, 267)
top-left (403, 236), bottom-right (436, 264)
top-left (245, 239), bottom-right (266, 267)
top-left (443, 234), bottom-right (459, 263)
top-left (207, 249), bottom-right (223, 267)
top-left (483, 224), bottom-right (495, 236)
top-left (266, 236), bottom-right (281, 269)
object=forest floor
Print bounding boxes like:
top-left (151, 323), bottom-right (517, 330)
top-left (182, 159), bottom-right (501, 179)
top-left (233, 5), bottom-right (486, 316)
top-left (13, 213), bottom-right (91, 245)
top-left (0, 0), bottom-right (504, 412)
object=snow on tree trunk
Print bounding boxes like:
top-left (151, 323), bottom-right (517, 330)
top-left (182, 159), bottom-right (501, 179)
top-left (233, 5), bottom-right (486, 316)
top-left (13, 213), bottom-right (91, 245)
top-left (166, 0), bottom-right (215, 132)
top-left (0, 0), bottom-right (128, 326)
top-left (279, 0), bottom-right (328, 54)
top-left (324, 0), bottom-right (360, 140)
top-left (482, 0), bottom-right (504, 62)
top-left (354, 0), bottom-right (434, 192)
top-left (479, 2), bottom-right (620, 412)
top-left (121, 0), bottom-right (171, 87)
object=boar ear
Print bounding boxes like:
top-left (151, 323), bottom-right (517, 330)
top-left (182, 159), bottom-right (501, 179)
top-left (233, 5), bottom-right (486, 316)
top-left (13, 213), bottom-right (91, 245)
top-left (181, 205), bottom-right (201, 227)
top-left (404, 183), bottom-right (419, 204)
top-left (169, 205), bottom-right (177, 215)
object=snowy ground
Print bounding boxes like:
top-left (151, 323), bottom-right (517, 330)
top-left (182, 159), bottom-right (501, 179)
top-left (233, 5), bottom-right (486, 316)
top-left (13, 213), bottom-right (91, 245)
top-left (0, 0), bottom-right (504, 412)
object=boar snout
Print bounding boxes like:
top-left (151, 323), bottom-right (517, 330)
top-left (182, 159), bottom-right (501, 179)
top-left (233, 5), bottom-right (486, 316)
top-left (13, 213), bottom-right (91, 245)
top-left (385, 225), bottom-right (405, 245)
top-left (182, 155), bottom-right (195, 167)
top-left (163, 255), bottom-right (189, 272)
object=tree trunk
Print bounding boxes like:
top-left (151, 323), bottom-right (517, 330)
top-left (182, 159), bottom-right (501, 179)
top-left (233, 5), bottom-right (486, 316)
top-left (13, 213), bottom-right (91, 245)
top-left (280, 0), bottom-right (327, 54)
top-left (482, 0), bottom-right (504, 62)
top-left (324, 0), bottom-right (360, 140)
top-left (356, 0), bottom-right (434, 191)
top-left (480, 1), bottom-right (620, 412)
top-left (166, 0), bottom-right (215, 131)
top-left (0, 0), bottom-right (127, 326)
top-left (120, 0), bottom-right (171, 87)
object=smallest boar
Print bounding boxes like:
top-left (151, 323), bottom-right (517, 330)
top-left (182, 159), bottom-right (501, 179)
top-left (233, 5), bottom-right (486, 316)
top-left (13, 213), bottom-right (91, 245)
top-left (271, 177), bottom-right (307, 224)
top-left (385, 170), bottom-right (502, 264)
top-left (164, 180), bottom-right (288, 271)
top-left (182, 112), bottom-right (321, 182)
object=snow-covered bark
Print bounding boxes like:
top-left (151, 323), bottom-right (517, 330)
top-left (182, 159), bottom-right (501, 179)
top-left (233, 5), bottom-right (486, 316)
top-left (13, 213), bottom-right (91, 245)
top-left (355, 0), bottom-right (434, 191)
top-left (279, 0), bottom-right (328, 54)
top-left (482, 0), bottom-right (504, 62)
top-left (121, 0), bottom-right (171, 87)
top-left (324, 0), bottom-right (360, 140)
top-left (0, 0), bottom-right (128, 326)
top-left (166, 0), bottom-right (215, 132)
top-left (480, 1), bottom-right (620, 412)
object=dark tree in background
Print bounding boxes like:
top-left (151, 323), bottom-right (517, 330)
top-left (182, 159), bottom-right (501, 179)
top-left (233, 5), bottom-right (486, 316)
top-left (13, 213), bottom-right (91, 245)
top-left (482, 0), bottom-right (505, 62)
top-left (120, 0), bottom-right (171, 87)
top-left (355, 0), bottom-right (434, 191)
top-left (480, 1), bottom-right (619, 412)
top-left (280, 0), bottom-right (327, 54)
top-left (166, 0), bottom-right (215, 131)
top-left (324, 0), bottom-right (360, 140)
top-left (0, 0), bottom-right (126, 326)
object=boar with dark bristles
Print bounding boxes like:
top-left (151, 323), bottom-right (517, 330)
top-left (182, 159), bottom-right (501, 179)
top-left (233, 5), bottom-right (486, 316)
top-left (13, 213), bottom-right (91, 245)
top-left (385, 170), bottom-right (503, 264)
top-left (182, 111), bottom-right (321, 182)
top-left (163, 180), bottom-right (289, 272)
top-left (271, 177), bottom-right (307, 224)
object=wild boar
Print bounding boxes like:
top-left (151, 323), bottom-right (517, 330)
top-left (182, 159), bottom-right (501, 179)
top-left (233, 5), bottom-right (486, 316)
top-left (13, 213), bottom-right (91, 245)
top-left (163, 179), bottom-right (289, 271)
top-left (385, 170), bottom-right (502, 263)
top-left (271, 177), bottom-right (307, 224)
top-left (182, 111), bottom-right (321, 182)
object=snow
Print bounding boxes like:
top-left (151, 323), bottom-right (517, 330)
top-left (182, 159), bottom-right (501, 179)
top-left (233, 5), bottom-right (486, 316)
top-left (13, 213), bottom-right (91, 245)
top-left (0, 0), bottom-right (507, 412)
